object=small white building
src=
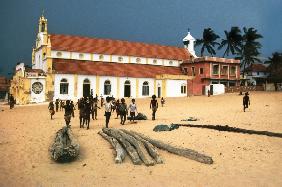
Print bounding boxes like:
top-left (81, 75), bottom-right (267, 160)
top-left (245, 64), bottom-right (269, 86)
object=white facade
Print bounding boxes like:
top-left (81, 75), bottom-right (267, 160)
top-left (50, 50), bottom-right (182, 67)
top-left (166, 80), bottom-right (187, 97)
top-left (30, 78), bottom-right (46, 103)
top-left (52, 74), bottom-right (188, 100)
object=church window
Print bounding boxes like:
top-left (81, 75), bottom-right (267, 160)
top-left (169, 61), bottom-right (173, 65)
top-left (99, 55), bottom-right (104, 60)
top-left (56, 52), bottom-right (62, 57)
top-left (136, 58), bottom-right (141, 63)
top-left (118, 56), bottom-right (123, 62)
top-left (153, 59), bottom-right (157, 64)
top-left (60, 78), bottom-right (69, 94)
top-left (142, 81), bottom-right (149, 96)
top-left (181, 84), bottom-right (187, 94)
top-left (32, 82), bottom-right (43, 94)
top-left (104, 80), bottom-right (111, 95)
top-left (79, 53), bottom-right (84, 59)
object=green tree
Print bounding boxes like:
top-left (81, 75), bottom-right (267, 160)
top-left (218, 27), bottom-right (243, 57)
top-left (266, 52), bottom-right (282, 82)
top-left (195, 28), bottom-right (220, 57)
top-left (236, 27), bottom-right (263, 77)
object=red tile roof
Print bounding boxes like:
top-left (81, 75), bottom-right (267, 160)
top-left (246, 64), bottom-right (268, 72)
top-left (50, 34), bottom-right (190, 60)
top-left (52, 59), bottom-right (184, 78)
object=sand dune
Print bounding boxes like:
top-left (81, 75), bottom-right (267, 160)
top-left (0, 92), bottom-right (282, 187)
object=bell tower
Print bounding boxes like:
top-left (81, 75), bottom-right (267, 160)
top-left (36, 11), bottom-right (48, 48)
top-left (183, 29), bottom-right (197, 58)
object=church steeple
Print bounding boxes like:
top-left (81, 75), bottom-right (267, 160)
top-left (183, 29), bottom-right (197, 58)
top-left (39, 11), bottom-right (48, 33)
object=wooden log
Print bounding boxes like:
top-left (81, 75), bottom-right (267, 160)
top-left (130, 130), bottom-right (213, 164)
top-left (118, 130), bottom-right (156, 166)
top-left (98, 131), bottom-right (126, 163)
top-left (176, 124), bottom-right (282, 138)
top-left (121, 129), bottom-right (163, 164)
top-left (102, 128), bottom-right (142, 165)
top-left (50, 127), bottom-right (79, 162)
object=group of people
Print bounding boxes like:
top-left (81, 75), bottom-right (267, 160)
top-left (48, 94), bottom-right (162, 129)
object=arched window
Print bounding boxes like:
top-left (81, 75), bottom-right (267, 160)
top-left (181, 84), bottom-right (187, 94)
top-left (99, 55), bottom-right (104, 60)
top-left (136, 58), bottom-right (141, 63)
top-left (142, 81), bottom-right (149, 96)
top-left (60, 78), bottom-right (69, 94)
top-left (83, 79), bottom-right (91, 97)
top-left (169, 61), bottom-right (173, 65)
top-left (104, 80), bottom-right (111, 95)
top-left (153, 59), bottom-right (157, 64)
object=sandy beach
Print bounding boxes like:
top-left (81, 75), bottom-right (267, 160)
top-left (0, 92), bottom-right (282, 187)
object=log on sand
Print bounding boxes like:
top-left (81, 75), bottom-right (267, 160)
top-left (130, 130), bottom-right (213, 164)
top-left (98, 131), bottom-right (126, 163)
top-left (120, 129), bottom-right (163, 164)
top-left (118, 129), bottom-right (156, 166)
top-left (102, 128), bottom-right (142, 165)
top-left (50, 127), bottom-right (80, 162)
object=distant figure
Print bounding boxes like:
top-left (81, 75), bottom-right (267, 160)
top-left (104, 96), bottom-right (114, 128)
top-left (83, 98), bottom-right (92, 130)
top-left (150, 95), bottom-right (158, 120)
top-left (115, 99), bottom-right (120, 119)
top-left (48, 101), bottom-right (55, 119)
top-left (161, 97), bottom-right (165, 107)
top-left (63, 100), bottom-right (73, 127)
top-left (70, 101), bottom-right (75, 117)
top-left (207, 90), bottom-right (210, 97)
top-left (243, 92), bottom-right (251, 112)
top-left (9, 94), bottom-right (15, 109)
top-left (55, 99), bottom-right (59, 112)
top-left (91, 97), bottom-right (100, 120)
top-left (60, 100), bottom-right (64, 111)
top-left (101, 95), bottom-right (104, 107)
top-left (119, 98), bottom-right (127, 125)
top-left (128, 99), bottom-right (138, 123)
top-left (111, 98), bottom-right (116, 112)
top-left (78, 98), bottom-right (85, 128)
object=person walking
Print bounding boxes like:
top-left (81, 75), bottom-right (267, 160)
top-left (150, 95), bottom-right (158, 120)
top-left (128, 99), bottom-right (138, 123)
top-left (48, 101), bottom-right (55, 119)
top-left (243, 92), bottom-right (250, 112)
top-left (104, 96), bottom-right (114, 128)
top-left (119, 98), bottom-right (127, 125)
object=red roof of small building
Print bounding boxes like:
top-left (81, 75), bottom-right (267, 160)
top-left (50, 34), bottom-right (190, 60)
top-left (52, 59), bottom-right (184, 78)
top-left (245, 64), bottom-right (268, 72)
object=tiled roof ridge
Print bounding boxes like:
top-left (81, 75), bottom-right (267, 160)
top-left (49, 33), bottom-right (185, 50)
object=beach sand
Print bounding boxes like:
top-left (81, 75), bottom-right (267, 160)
top-left (0, 92), bottom-right (282, 187)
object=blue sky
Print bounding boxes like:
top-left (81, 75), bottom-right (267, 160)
top-left (0, 0), bottom-right (281, 76)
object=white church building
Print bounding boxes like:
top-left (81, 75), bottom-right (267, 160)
top-left (11, 15), bottom-right (197, 104)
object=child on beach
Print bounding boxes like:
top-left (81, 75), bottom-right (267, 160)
top-left (84, 98), bottom-right (92, 130)
top-left (104, 96), bottom-right (114, 128)
top-left (63, 100), bottom-right (73, 127)
top-left (150, 95), bottom-right (158, 120)
top-left (55, 99), bottom-right (59, 112)
top-left (243, 92), bottom-right (250, 112)
top-left (128, 99), bottom-right (138, 123)
top-left (161, 97), bottom-right (165, 107)
top-left (115, 99), bottom-right (120, 119)
top-left (48, 101), bottom-right (55, 119)
top-left (91, 97), bottom-right (100, 120)
top-left (119, 98), bottom-right (127, 125)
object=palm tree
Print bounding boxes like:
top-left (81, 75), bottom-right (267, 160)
top-left (195, 28), bottom-right (220, 57)
top-left (266, 52), bottom-right (282, 83)
top-left (218, 27), bottom-right (243, 57)
top-left (237, 27), bottom-right (263, 77)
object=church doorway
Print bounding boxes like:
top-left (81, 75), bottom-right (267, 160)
top-left (124, 80), bottom-right (131, 97)
top-left (83, 79), bottom-right (91, 97)
top-left (157, 87), bottom-right (161, 98)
